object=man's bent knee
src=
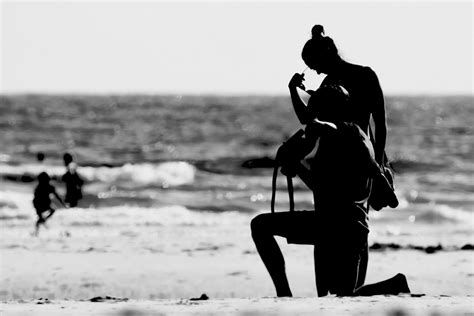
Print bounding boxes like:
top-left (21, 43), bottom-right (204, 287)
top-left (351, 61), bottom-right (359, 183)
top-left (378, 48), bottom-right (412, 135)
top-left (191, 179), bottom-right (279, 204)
top-left (250, 213), bottom-right (268, 237)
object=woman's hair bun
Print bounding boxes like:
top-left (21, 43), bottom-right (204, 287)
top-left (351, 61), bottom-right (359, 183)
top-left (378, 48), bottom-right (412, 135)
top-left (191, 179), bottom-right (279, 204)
top-left (311, 25), bottom-right (325, 39)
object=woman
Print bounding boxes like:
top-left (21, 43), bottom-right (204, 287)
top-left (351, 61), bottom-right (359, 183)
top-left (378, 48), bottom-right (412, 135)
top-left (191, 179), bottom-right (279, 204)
top-left (251, 25), bottom-right (409, 297)
top-left (291, 24), bottom-right (390, 294)
top-left (289, 25), bottom-right (386, 164)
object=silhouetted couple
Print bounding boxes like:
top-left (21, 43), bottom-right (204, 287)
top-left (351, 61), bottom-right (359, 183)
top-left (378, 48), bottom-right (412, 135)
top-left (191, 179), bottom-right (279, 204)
top-left (251, 25), bottom-right (410, 297)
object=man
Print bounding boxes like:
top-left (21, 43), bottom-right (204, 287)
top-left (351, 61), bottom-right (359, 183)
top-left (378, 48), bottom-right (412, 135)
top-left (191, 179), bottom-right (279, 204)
top-left (251, 84), bottom-right (409, 297)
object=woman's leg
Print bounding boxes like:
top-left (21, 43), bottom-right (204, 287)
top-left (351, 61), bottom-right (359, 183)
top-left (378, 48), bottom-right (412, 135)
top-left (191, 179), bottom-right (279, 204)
top-left (251, 212), bottom-right (315, 297)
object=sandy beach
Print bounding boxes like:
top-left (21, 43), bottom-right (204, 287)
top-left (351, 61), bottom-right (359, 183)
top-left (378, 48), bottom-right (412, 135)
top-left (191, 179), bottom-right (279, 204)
top-left (1, 221), bottom-right (473, 315)
top-left (1, 246), bottom-right (474, 299)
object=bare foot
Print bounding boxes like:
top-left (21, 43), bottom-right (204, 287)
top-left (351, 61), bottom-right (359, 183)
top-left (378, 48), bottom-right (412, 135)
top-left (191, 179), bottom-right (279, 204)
top-left (394, 273), bottom-right (411, 294)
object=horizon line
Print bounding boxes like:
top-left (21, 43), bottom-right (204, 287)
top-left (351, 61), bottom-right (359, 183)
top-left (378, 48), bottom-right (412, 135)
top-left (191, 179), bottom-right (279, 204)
top-left (1, 91), bottom-right (473, 98)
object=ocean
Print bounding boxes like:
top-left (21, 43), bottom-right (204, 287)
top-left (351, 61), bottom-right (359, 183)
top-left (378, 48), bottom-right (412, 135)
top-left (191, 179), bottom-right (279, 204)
top-left (0, 94), bottom-right (473, 253)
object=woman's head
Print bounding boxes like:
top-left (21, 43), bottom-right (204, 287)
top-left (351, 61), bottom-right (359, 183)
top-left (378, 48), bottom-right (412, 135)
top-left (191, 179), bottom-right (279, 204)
top-left (302, 25), bottom-right (340, 74)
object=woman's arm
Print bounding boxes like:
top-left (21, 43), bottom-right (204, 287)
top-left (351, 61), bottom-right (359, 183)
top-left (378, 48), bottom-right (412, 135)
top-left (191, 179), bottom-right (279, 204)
top-left (289, 73), bottom-right (311, 124)
top-left (368, 69), bottom-right (387, 164)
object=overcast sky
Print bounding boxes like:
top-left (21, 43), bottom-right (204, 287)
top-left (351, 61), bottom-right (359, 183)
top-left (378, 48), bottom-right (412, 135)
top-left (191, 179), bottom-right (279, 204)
top-left (1, 1), bottom-right (472, 95)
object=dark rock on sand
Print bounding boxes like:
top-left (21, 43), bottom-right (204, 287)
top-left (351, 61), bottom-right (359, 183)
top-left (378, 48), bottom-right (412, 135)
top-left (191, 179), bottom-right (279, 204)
top-left (190, 293), bottom-right (209, 301)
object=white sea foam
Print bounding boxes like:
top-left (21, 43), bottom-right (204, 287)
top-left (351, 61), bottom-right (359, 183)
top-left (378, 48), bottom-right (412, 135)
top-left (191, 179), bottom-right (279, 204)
top-left (80, 162), bottom-right (196, 186)
top-left (0, 161), bottom-right (196, 187)
top-left (0, 163), bottom-right (64, 178)
top-left (425, 203), bottom-right (474, 223)
top-left (0, 188), bottom-right (249, 228)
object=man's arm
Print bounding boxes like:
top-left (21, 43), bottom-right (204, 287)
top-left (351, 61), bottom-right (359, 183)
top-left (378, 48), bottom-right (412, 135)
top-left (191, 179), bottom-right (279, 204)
top-left (292, 119), bottom-right (338, 191)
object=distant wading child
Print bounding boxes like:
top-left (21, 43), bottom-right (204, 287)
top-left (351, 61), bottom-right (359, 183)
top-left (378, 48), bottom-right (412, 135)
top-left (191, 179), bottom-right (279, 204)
top-left (33, 172), bottom-right (66, 235)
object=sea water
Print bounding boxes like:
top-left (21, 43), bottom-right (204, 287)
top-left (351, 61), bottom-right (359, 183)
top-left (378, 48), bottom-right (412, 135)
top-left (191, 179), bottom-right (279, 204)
top-left (0, 94), bottom-right (473, 253)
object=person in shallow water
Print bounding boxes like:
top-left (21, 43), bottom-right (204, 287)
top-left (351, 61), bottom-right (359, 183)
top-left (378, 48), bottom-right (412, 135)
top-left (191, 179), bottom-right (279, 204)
top-left (251, 25), bottom-right (410, 297)
top-left (33, 172), bottom-right (66, 235)
top-left (62, 153), bottom-right (84, 208)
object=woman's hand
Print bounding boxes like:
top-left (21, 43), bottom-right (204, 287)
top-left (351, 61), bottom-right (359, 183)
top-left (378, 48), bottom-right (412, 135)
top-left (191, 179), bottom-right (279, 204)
top-left (288, 73), bottom-right (306, 91)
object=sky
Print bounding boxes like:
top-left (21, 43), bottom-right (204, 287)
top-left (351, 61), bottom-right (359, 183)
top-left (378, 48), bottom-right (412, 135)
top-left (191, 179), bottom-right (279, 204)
top-left (1, 1), bottom-right (472, 95)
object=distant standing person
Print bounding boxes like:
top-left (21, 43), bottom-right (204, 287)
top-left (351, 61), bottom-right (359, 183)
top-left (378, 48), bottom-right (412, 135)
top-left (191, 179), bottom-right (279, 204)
top-left (62, 153), bottom-right (84, 207)
top-left (33, 172), bottom-right (66, 235)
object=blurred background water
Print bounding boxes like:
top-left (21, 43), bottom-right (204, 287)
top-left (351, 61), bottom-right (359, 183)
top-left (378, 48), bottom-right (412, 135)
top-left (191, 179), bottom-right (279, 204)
top-left (0, 94), bottom-right (473, 250)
